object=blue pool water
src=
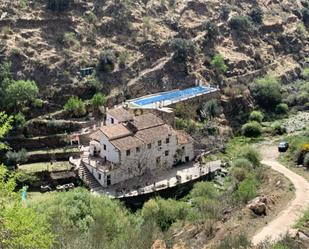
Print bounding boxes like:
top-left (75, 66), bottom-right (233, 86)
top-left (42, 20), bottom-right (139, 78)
top-left (133, 86), bottom-right (213, 107)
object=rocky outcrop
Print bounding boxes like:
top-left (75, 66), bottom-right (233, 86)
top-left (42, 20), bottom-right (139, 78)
top-left (247, 195), bottom-right (275, 216)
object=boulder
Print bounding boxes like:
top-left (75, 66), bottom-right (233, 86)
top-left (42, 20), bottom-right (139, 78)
top-left (151, 240), bottom-right (167, 249)
top-left (247, 196), bottom-right (271, 216)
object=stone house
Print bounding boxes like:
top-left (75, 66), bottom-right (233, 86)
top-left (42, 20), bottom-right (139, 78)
top-left (85, 108), bottom-right (194, 187)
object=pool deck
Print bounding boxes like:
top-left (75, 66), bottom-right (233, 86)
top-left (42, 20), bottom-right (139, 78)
top-left (90, 160), bottom-right (222, 199)
top-left (127, 85), bottom-right (219, 109)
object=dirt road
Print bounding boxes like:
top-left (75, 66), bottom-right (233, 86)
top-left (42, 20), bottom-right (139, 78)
top-left (252, 144), bottom-right (309, 245)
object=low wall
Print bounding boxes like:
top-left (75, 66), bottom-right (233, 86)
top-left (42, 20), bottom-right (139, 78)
top-left (27, 151), bottom-right (80, 164)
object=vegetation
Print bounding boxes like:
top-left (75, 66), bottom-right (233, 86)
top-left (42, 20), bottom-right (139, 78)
top-left (91, 93), bottom-right (107, 108)
top-left (275, 103), bottom-right (289, 115)
top-left (5, 148), bottom-right (28, 166)
top-left (0, 112), bottom-right (12, 150)
top-left (229, 15), bottom-right (254, 33)
top-left (211, 54), bottom-right (227, 75)
top-left (0, 165), bottom-right (54, 248)
top-left (251, 76), bottom-right (282, 111)
top-left (64, 96), bottom-right (86, 117)
top-left (249, 7), bottom-right (263, 24)
top-left (200, 99), bottom-right (221, 120)
top-left (169, 38), bottom-right (197, 62)
top-left (249, 110), bottom-right (264, 123)
top-left (47, 0), bottom-right (71, 11)
top-left (241, 121), bottom-right (262, 137)
top-left (97, 50), bottom-right (116, 73)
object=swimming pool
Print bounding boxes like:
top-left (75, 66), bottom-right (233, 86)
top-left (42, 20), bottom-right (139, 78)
top-left (130, 86), bottom-right (217, 108)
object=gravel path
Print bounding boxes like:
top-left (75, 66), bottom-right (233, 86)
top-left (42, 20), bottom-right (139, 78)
top-left (252, 145), bottom-right (309, 245)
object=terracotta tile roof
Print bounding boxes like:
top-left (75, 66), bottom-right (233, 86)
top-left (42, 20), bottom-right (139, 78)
top-left (106, 107), bottom-right (133, 122)
top-left (89, 129), bottom-right (103, 142)
top-left (176, 130), bottom-right (194, 145)
top-left (135, 124), bottom-right (173, 144)
top-left (110, 136), bottom-right (144, 151)
top-left (100, 124), bottom-right (132, 140)
top-left (130, 113), bottom-right (164, 130)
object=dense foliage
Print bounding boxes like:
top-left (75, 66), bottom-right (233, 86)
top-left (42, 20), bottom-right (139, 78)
top-left (47, 0), bottom-right (71, 11)
top-left (64, 96), bottom-right (86, 117)
top-left (169, 38), bottom-right (197, 62)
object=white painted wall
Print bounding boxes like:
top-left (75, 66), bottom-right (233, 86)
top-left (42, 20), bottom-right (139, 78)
top-left (106, 113), bottom-right (119, 126)
top-left (99, 135), bottom-right (120, 164)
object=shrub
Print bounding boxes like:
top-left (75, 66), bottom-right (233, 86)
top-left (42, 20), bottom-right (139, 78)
top-left (251, 76), bottom-right (282, 110)
top-left (97, 50), bottom-right (116, 73)
top-left (62, 32), bottom-right (80, 48)
top-left (169, 38), bottom-right (197, 62)
top-left (302, 8), bottom-right (309, 27)
top-left (296, 23), bottom-right (307, 36)
top-left (203, 21), bottom-right (219, 41)
top-left (221, 5), bottom-right (231, 20)
top-left (14, 112), bottom-right (26, 129)
top-left (231, 167), bottom-right (249, 182)
top-left (249, 111), bottom-right (264, 123)
top-left (241, 121), bottom-right (262, 138)
top-left (239, 146), bottom-right (261, 167)
top-left (301, 67), bottom-right (309, 79)
top-left (141, 198), bottom-right (190, 231)
top-left (32, 98), bottom-right (44, 108)
top-left (216, 233), bottom-right (251, 249)
top-left (275, 103), bottom-right (289, 115)
top-left (175, 102), bottom-right (196, 120)
top-left (200, 99), bottom-right (221, 120)
top-left (190, 182), bottom-right (218, 199)
top-left (234, 175), bottom-right (258, 203)
top-left (47, 0), bottom-right (71, 11)
top-left (211, 54), bottom-right (227, 74)
top-left (64, 96), bottom-right (86, 117)
top-left (271, 122), bottom-right (287, 135)
top-left (249, 7), bottom-right (263, 24)
top-left (232, 158), bottom-right (253, 170)
top-left (229, 15), bottom-right (254, 33)
top-left (6, 148), bottom-right (28, 166)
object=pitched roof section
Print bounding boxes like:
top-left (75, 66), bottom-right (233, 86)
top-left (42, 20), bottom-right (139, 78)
top-left (130, 113), bottom-right (164, 131)
top-left (176, 130), bottom-right (194, 145)
top-left (106, 107), bottom-right (133, 122)
top-left (100, 124), bottom-right (132, 140)
top-left (89, 129), bottom-right (103, 142)
top-left (110, 136), bottom-right (144, 151)
top-left (135, 124), bottom-right (173, 144)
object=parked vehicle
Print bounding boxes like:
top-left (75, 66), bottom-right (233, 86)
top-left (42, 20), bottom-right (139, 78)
top-left (278, 141), bottom-right (289, 152)
top-left (40, 185), bottom-right (52, 193)
top-left (56, 183), bottom-right (75, 192)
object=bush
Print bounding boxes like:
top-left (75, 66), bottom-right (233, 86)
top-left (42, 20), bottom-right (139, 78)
top-left (216, 233), bottom-right (251, 249)
top-left (231, 167), bottom-right (249, 182)
top-left (200, 99), bottom-right (221, 120)
top-left (249, 7), bottom-right (263, 24)
top-left (141, 198), bottom-right (190, 231)
top-left (301, 67), bottom-right (309, 79)
top-left (14, 112), bottom-right (26, 129)
top-left (47, 0), bottom-right (71, 11)
top-left (271, 122), bottom-right (287, 135)
top-left (190, 182), bottom-right (218, 199)
top-left (32, 98), bottom-right (44, 108)
top-left (64, 96), bottom-right (86, 117)
top-left (241, 121), bottom-right (262, 138)
top-left (275, 103), bottom-right (289, 115)
top-left (221, 5), bottom-right (231, 20)
top-left (232, 158), bottom-right (253, 170)
top-left (211, 54), bottom-right (227, 74)
top-left (239, 146), bottom-right (261, 167)
top-left (229, 15), bottom-right (254, 33)
top-left (169, 38), bottom-right (197, 62)
top-left (61, 32), bottom-right (80, 48)
top-left (6, 148), bottom-right (28, 166)
top-left (203, 21), bottom-right (219, 41)
top-left (234, 175), bottom-right (258, 203)
top-left (251, 76), bottom-right (282, 110)
top-left (97, 50), bottom-right (116, 73)
top-left (249, 111), bottom-right (264, 123)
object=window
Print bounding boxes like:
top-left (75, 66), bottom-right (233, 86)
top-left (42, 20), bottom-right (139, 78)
top-left (98, 173), bottom-right (101, 180)
top-left (136, 147), bottom-right (140, 153)
top-left (103, 144), bottom-right (107, 150)
top-left (126, 149), bottom-right (131, 156)
top-left (156, 157), bottom-right (161, 165)
top-left (158, 140), bottom-right (162, 146)
top-left (111, 118), bottom-right (114, 124)
top-left (165, 150), bottom-right (169, 156)
top-left (166, 138), bottom-right (170, 144)
top-left (182, 146), bottom-right (185, 150)
top-left (147, 143), bottom-right (152, 149)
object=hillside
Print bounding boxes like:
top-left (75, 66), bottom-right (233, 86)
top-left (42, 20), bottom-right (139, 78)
top-left (0, 0), bottom-right (308, 111)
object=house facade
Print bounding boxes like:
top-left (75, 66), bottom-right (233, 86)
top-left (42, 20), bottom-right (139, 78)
top-left (84, 108), bottom-right (194, 187)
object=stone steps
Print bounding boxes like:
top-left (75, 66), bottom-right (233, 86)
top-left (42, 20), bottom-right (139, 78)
top-left (78, 163), bottom-right (102, 190)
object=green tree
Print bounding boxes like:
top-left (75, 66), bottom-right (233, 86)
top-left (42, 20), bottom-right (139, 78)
top-left (91, 93), bottom-right (107, 108)
top-left (0, 112), bottom-right (12, 150)
top-left (275, 103), bottom-right (289, 115)
top-left (229, 15), bottom-right (254, 34)
top-left (0, 62), bottom-right (12, 108)
top-left (0, 165), bottom-right (54, 248)
top-left (251, 76), bottom-right (282, 110)
top-left (64, 96), bottom-right (86, 117)
top-left (211, 54), bottom-right (227, 74)
top-left (6, 80), bottom-right (39, 109)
